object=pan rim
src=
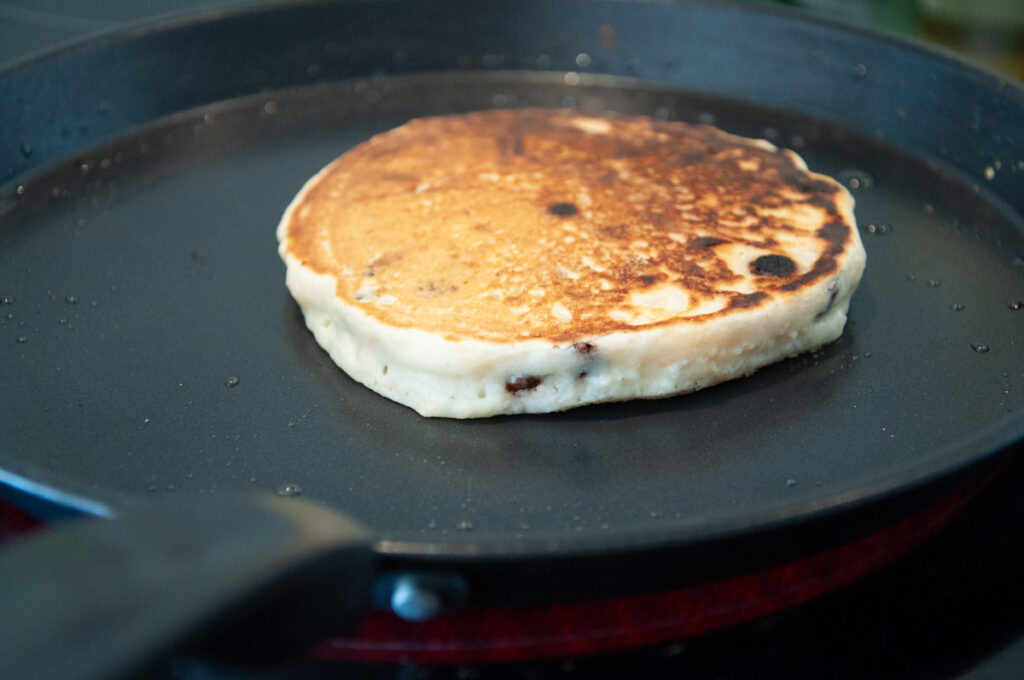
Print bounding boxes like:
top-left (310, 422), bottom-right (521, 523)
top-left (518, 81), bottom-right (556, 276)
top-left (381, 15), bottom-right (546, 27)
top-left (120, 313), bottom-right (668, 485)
top-left (2, 0), bottom-right (1022, 197)
top-left (1, 413), bottom-right (1019, 560)
top-left (2, 0), bottom-right (1021, 90)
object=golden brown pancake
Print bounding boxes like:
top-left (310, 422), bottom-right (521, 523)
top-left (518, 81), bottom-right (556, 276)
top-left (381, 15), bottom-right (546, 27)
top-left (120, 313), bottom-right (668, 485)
top-left (277, 109), bottom-right (865, 418)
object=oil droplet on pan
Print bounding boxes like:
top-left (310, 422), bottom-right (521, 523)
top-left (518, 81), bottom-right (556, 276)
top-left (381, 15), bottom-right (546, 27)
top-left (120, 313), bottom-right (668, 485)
top-left (225, 376), bottom-right (240, 387)
top-left (276, 483), bottom-right (302, 497)
top-left (838, 169), bottom-right (873, 190)
top-left (971, 343), bottom-right (990, 353)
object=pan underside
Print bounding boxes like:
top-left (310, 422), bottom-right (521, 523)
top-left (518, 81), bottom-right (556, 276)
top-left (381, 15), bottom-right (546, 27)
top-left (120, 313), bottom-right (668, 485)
top-left (2, 70), bottom-right (1023, 558)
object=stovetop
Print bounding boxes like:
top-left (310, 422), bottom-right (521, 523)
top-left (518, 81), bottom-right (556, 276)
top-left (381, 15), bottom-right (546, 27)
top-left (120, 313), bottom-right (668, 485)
top-left (2, 2), bottom-right (1022, 678)
top-left (105, 452), bottom-right (1023, 679)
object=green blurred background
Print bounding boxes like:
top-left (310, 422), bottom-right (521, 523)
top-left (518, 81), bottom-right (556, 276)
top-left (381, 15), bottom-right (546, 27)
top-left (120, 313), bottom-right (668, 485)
top-left (748, 0), bottom-right (1024, 79)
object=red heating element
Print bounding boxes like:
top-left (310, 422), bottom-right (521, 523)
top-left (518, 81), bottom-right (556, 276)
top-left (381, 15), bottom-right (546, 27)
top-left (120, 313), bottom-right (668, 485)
top-left (0, 482), bottom-right (978, 666)
top-left (0, 500), bottom-right (44, 542)
top-left (317, 486), bottom-right (973, 665)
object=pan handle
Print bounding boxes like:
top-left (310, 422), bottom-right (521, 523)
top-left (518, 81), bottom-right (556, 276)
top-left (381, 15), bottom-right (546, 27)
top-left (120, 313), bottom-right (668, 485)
top-left (0, 493), bottom-right (375, 679)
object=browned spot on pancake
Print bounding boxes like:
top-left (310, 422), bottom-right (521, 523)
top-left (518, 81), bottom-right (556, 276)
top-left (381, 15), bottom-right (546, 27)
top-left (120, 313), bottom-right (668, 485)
top-left (780, 257), bottom-right (838, 292)
top-left (646, 211), bottom-right (676, 230)
top-left (690, 237), bottom-right (726, 249)
top-left (382, 172), bottom-right (420, 184)
top-left (418, 280), bottom-right (458, 295)
top-left (729, 292), bottom-right (769, 309)
top-left (498, 133), bottom-right (525, 157)
top-left (670, 150), bottom-right (712, 168)
top-left (600, 224), bottom-right (629, 239)
top-left (818, 220), bottom-right (849, 254)
top-left (505, 375), bottom-right (542, 394)
top-left (282, 109), bottom-right (856, 344)
top-left (671, 261), bottom-right (709, 278)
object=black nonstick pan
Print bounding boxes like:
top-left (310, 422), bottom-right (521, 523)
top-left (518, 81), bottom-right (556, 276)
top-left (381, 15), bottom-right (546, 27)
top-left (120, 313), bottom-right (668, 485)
top-left (1, 0), bottom-right (1023, 671)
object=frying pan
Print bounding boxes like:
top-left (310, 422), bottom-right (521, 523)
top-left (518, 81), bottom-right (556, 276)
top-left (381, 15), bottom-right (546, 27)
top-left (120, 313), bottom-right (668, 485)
top-left (1, 0), bottom-right (1023, 672)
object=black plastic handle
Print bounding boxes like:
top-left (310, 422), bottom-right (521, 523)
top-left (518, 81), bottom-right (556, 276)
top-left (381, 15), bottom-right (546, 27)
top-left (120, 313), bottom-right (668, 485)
top-left (0, 493), bottom-right (375, 680)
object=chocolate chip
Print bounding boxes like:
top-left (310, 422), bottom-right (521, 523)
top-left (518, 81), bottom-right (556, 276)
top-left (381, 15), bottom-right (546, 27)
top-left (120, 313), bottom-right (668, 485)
top-left (572, 341), bottom-right (597, 355)
top-left (815, 283), bottom-right (840, 320)
top-left (548, 202), bottom-right (578, 217)
top-left (750, 254), bottom-right (796, 276)
top-left (505, 375), bottom-right (542, 394)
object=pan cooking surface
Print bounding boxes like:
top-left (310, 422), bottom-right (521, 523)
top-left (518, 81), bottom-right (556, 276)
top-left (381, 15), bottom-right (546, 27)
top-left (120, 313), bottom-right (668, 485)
top-left (2, 72), bottom-right (1023, 556)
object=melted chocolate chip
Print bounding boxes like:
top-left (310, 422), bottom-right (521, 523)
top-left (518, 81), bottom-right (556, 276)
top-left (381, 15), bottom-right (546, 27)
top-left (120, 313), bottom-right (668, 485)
top-left (505, 375), bottom-right (542, 394)
top-left (815, 283), bottom-right (840, 320)
top-left (750, 254), bottom-right (796, 277)
top-left (639, 275), bottom-right (657, 286)
top-left (548, 202), bottom-right (579, 217)
top-left (572, 341), bottom-right (597, 355)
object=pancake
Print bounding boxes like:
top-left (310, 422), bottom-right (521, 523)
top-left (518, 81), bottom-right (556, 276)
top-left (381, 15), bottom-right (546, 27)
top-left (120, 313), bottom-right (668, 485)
top-left (277, 108), bottom-right (865, 418)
